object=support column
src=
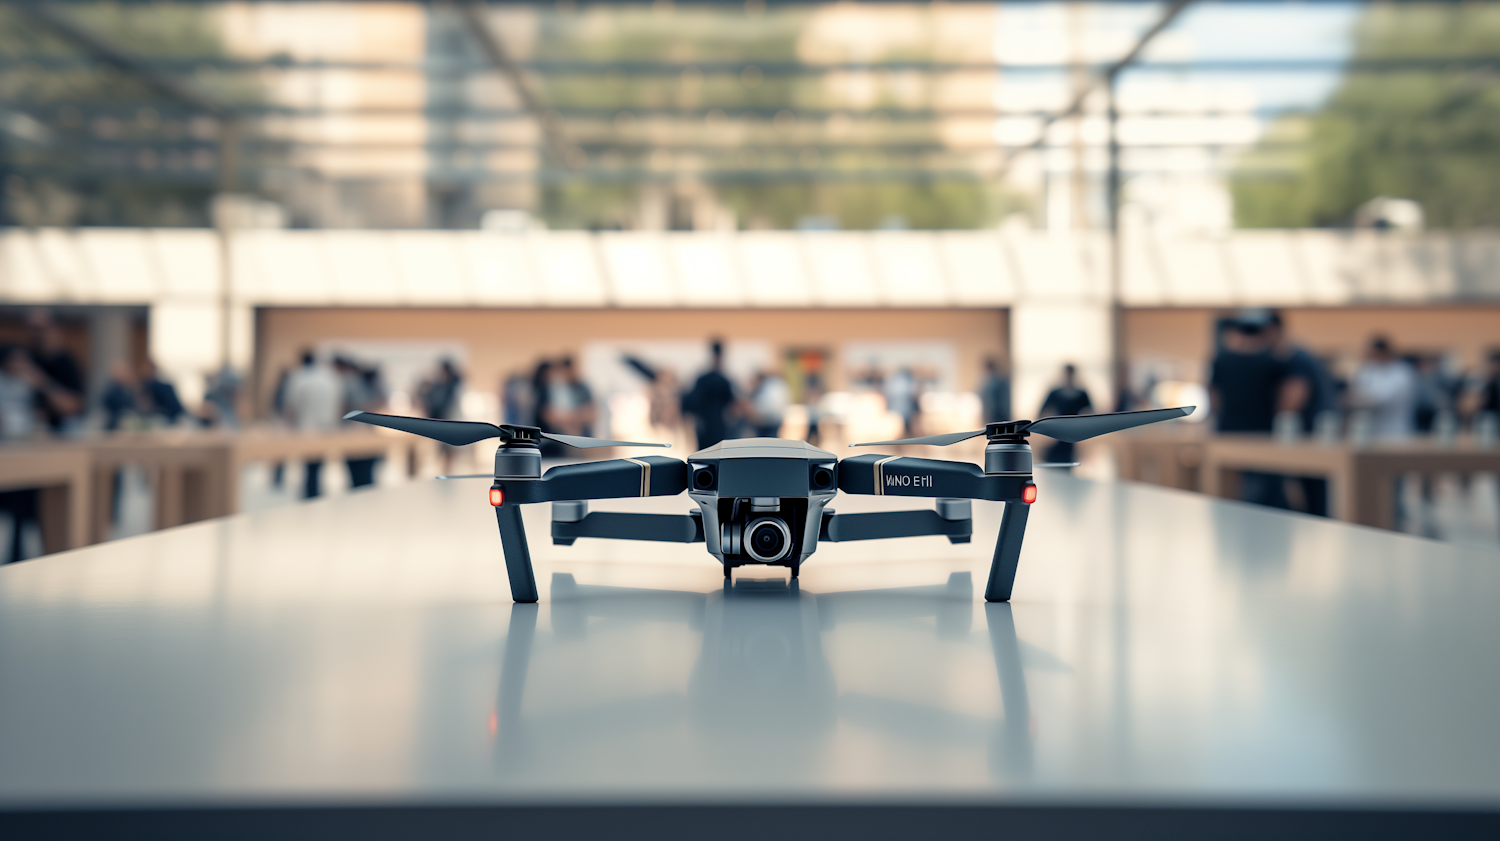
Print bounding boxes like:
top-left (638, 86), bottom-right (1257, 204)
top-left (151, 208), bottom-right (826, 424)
top-left (1009, 298), bottom-right (1114, 423)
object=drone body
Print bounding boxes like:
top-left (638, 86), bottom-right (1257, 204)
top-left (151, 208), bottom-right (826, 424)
top-left (345, 405), bottom-right (1194, 605)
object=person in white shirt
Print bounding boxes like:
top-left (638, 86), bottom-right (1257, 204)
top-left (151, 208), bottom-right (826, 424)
top-left (1352, 336), bottom-right (1417, 440)
top-left (282, 350), bottom-right (341, 498)
top-left (749, 371), bottom-right (790, 438)
top-left (1352, 336), bottom-right (1419, 529)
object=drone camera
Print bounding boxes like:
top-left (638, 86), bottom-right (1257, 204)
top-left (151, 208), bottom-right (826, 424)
top-left (719, 497), bottom-right (808, 566)
top-left (745, 517), bottom-right (792, 562)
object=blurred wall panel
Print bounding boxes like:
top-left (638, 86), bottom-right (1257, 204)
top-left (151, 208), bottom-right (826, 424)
top-left (78, 231), bottom-right (158, 303)
top-left (666, 235), bottom-right (742, 308)
top-left (870, 233), bottom-right (950, 307)
top-left (803, 234), bottom-right (878, 307)
top-left (940, 232), bottom-right (1016, 307)
top-left (738, 234), bottom-right (814, 308)
top-left (466, 235), bottom-right (543, 307)
top-left (533, 233), bottom-right (608, 307)
top-left (149, 231), bottom-right (221, 300)
top-left (325, 232), bottom-right (402, 305)
top-left (599, 233), bottom-right (674, 308)
top-left (392, 232), bottom-right (473, 305)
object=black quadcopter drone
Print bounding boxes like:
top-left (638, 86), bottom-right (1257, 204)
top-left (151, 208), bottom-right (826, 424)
top-left (346, 405), bottom-right (1194, 604)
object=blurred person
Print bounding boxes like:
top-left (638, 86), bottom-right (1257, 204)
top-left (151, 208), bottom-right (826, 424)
top-left (1463, 352), bottom-right (1500, 420)
top-left (980, 357), bottom-right (1012, 423)
top-left (885, 367), bottom-right (919, 437)
top-left (803, 372), bottom-right (826, 447)
top-left (0, 346), bottom-right (39, 440)
top-left (419, 358), bottom-right (465, 472)
top-left (1352, 336), bottom-right (1417, 440)
top-left (0, 345), bottom-right (84, 439)
top-left (138, 360), bottom-right (186, 426)
top-left (502, 370), bottom-right (536, 427)
top-left (682, 339), bottom-right (737, 450)
top-left (1412, 355), bottom-right (1457, 434)
top-left (1038, 364), bottom-right (1093, 468)
top-left (268, 366), bottom-right (293, 490)
top-left (27, 311), bottom-right (84, 432)
top-left (99, 361), bottom-right (142, 524)
top-left (1352, 336), bottom-right (1421, 529)
top-left (420, 358), bottom-right (464, 421)
top-left (201, 364), bottom-right (243, 428)
top-left (529, 360), bottom-right (552, 428)
top-left (338, 356), bottom-right (387, 490)
top-left (748, 370), bottom-right (790, 438)
top-left (283, 350), bottom-right (341, 499)
top-left (100, 360), bottom-right (139, 433)
top-left (650, 369), bottom-right (682, 434)
top-left (1267, 311), bottom-right (1337, 516)
top-left (1210, 317), bottom-right (1290, 508)
top-left (0, 346), bottom-right (43, 564)
top-left (541, 357), bottom-right (596, 438)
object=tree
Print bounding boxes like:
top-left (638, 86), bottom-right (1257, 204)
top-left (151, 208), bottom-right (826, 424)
top-left (1233, 4), bottom-right (1500, 229)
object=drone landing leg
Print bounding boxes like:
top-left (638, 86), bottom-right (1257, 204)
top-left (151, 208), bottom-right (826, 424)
top-left (495, 506), bottom-right (539, 604)
top-left (984, 502), bottom-right (1030, 603)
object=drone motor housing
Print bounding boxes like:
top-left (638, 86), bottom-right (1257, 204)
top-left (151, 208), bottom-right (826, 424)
top-left (686, 438), bottom-right (838, 571)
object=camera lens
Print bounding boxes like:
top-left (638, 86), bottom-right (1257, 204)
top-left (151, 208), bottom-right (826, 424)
top-left (812, 468), bottom-right (833, 489)
top-left (694, 469), bottom-right (714, 489)
top-left (745, 517), bottom-right (791, 563)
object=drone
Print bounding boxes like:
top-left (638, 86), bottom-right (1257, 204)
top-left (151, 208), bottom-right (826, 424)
top-left (345, 405), bottom-right (1194, 604)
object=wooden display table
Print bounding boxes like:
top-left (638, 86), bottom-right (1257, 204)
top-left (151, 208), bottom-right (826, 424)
top-left (1108, 425), bottom-right (1207, 492)
top-left (0, 443), bottom-right (93, 554)
top-left (2, 429), bottom-right (436, 551)
top-left (1201, 436), bottom-right (1500, 530)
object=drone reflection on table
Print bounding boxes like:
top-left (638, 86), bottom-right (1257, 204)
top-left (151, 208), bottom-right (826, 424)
top-left (494, 572), bottom-right (1053, 781)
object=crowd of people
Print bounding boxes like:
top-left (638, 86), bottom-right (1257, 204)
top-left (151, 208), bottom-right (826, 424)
top-left (0, 311), bottom-right (238, 442)
top-left (499, 341), bottom-right (1023, 455)
top-left (271, 349), bottom-right (393, 498)
top-left (1209, 308), bottom-right (1500, 515)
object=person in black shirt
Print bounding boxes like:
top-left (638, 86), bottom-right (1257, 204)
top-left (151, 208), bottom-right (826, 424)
top-left (682, 339), bottom-right (737, 450)
top-left (1037, 364), bottom-right (1092, 467)
top-left (1210, 316), bottom-right (1291, 508)
top-left (139, 359), bottom-right (186, 425)
top-left (28, 314), bottom-right (84, 431)
top-left (1266, 311), bottom-right (1336, 515)
top-left (979, 357), bottom-right (1012, 423)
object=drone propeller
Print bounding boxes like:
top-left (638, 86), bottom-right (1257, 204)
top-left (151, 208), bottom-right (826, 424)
top-left (344, 411), bottom-right (669, 450)
top-left (851, 406), bottom-right (1195, 448)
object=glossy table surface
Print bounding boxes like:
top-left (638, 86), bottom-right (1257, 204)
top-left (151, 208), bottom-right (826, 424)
top-left (3, 471), bottom-right (1500, 820)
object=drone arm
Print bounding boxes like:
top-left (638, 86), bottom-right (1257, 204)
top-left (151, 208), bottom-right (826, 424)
top-left (837, 454), bottom-right (1033, 602)
top-left (837, 454), bottom-right (1024, 501)
top-left (490, 457), bottom-right (688, 604)
top-left (501, 456), bottom-right (689, 504)
top-left (553, 511), bottom-right (704, 545)
top-left (820, 509), bottom-right (971, 543)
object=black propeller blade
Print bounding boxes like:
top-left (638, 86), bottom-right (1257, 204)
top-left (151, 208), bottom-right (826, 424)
top-left (850, 406), bottom-right (1195, 448)
top-left (344, 411), bottom-right (669, 449)
top-left (848, 429), bottom-right (989, 448)
top-left (1026, 406), bottom-right (1195, 443)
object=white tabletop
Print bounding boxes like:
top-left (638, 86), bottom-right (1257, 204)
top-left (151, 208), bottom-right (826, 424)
top-left (2, 470), bottom-right (1499, 832)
